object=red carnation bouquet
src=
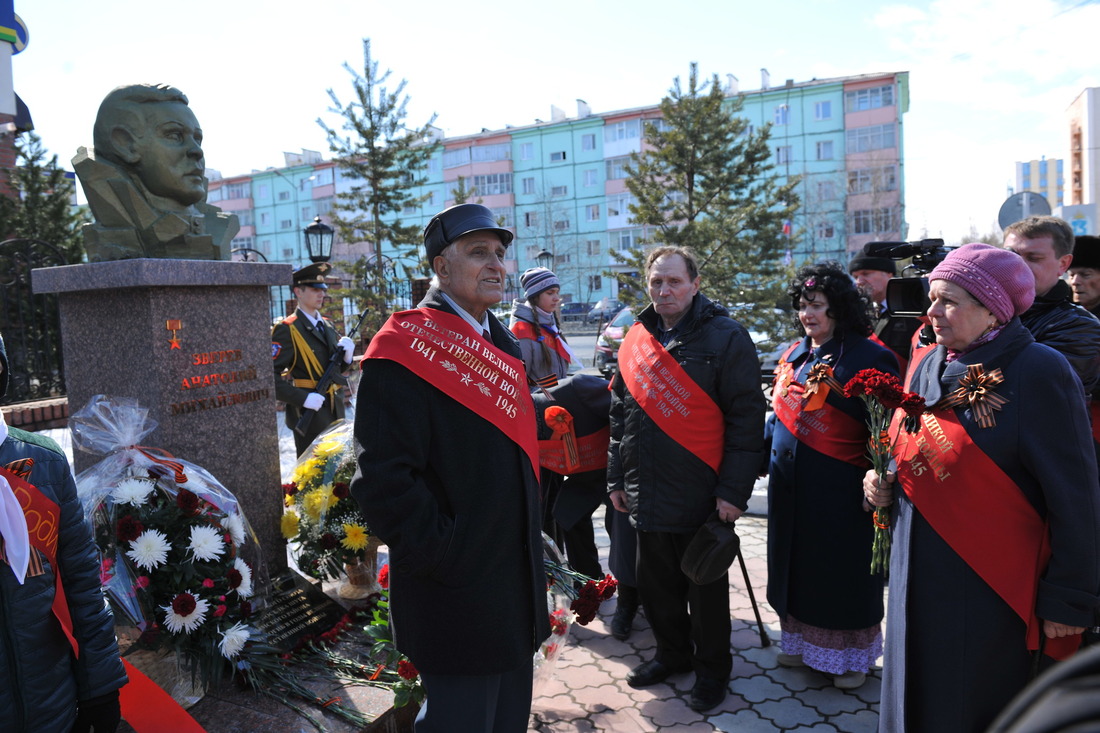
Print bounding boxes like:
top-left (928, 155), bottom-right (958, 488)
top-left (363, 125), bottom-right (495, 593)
top-left (844, 369), bottom-right (925, 575)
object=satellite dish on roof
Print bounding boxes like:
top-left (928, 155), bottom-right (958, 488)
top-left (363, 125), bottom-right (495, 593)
top-left (998, 192), bottom-right (1052, 230)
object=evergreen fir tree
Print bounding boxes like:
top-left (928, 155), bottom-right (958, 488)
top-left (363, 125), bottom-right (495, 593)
top-left (318, 38), bottom-right (437, 335)
top-left (618, 63), bottom-right (800, 343)
top-left (0, 132), bottom-right (85, 263)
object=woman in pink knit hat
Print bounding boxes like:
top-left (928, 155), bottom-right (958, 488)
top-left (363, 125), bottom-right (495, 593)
top-left (865, 243), bottom-right (1100, 733)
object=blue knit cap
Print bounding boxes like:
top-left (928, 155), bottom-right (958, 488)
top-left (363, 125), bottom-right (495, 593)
top-left (521, 267), bottom-right (559, 301)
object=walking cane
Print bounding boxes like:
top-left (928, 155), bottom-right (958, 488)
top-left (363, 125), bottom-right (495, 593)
top-left (736, 549), bottom-right (772, 647)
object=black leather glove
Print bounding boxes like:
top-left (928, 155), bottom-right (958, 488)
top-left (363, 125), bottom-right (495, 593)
top-left (71, 690), bottom-right (121, 733)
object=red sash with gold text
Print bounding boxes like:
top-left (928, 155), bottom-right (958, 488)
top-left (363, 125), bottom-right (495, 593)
top-left (365, 309), bottom-right (539, 475)
top-left (771, 347), bottom-right (869, 468)
top-left (539, 427), bottom-right (610, 475)
top-left (0, 466), bottom-right (79, 656)
top-left (617, 326), bottom-right (723, 473)
top-left (894, 402), bottom-right (1080, 660)
top-left (511, 321), bottom-right (573, 365)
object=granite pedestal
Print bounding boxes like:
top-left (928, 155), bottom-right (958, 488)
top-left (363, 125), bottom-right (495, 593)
top-left (33, 259), bottom-right (293, 575)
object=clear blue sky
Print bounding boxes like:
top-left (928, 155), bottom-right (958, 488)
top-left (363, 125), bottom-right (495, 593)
top-left (16, 0), bottom-right (1100, 241)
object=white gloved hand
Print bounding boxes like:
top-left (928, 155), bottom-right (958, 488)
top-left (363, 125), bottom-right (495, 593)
top-left (303, 392), bottom-right (325, 411)
top-left (337, 336), bottom-right (355, 363)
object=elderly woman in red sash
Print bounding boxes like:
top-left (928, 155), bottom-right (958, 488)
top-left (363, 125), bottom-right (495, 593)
top-left (865, 243), bottom-right (1100, 733)
top-left (766, 261), bottom-right (899, 690)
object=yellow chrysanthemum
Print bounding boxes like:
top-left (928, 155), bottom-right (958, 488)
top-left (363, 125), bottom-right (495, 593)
top-left (302, 485), bottom-right (336, 523)
top-left (291, 457), bottom-right (325, 487)
top-left (281, 510), bottom-right (300, 539)
top-left (313, 437), bottom-right (343, 459)
top-left (341, 524), bottom-right (369, 552)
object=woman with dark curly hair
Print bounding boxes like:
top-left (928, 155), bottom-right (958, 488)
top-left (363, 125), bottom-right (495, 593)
top-left (764, 261), bottom-right (899, 689)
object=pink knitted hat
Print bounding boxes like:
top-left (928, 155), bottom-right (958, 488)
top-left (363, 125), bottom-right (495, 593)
top-left (929, 243), bottom-right (1035, 323)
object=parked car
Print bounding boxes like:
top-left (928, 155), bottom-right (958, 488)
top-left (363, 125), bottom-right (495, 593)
top-left (560, 302), bottom-right (590, 322)
top-left (593, 307), bottom-right (635, 376)
top-left (587, 298), bottom-right (624, 324)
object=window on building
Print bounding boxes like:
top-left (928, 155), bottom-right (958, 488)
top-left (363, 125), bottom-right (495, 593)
top-left (207, 187), bottom-right (224, 203)
top-left (278, 190), bottom-right (291, 201)
top-left (551, 185), bottom-right (568, 196)
top-left (586, 204), bottom-right (600, 221)
top-left (526, 245), bottom-right (541, 260)
top-left (442, 147), bottom-right (471, 168)
top-left (522, 177), bottom-right (536, 195)
top-left (403, 202), bottom-right (418, 215)
top-left (847, 165), bottom-right (898, 194)
top-left (814, 101), bottom-right (832, 120)
top-left (816, 180), bottom-right (837, 201)
top-left (470, 143), bottom-right (510, 163)
top-left (607, 193), bottom-right (634, 217)
top-left (588, 275), bottom-right (602, 290)
top-left (315, 198), bottom-right (333, 215)
top-left (646, 118), bottom-right (672, 136)
top-left (230, 236), bottom-right (254, 249)
top-left (260, 212), bottom-right (270, 225)
top-left (524, 211), bottom-right (540, 228)
top-left (815, 221), bottom-right (835, 239)
top-left (280, 219), bottom-right (293, 229)
top-left (519, 142), bottom-right (534, 161)
top-left (550, 151), bottom-right (567, 162)
top-left (225, 182), bottom-right (250, 199)
top-left (471, 173), bottom-right (512, 195)
top-left (844, 84), bottom-right (895, 113)
top-left (604, 119), bottom-right (641, 142)
top-left (586, 239), bottom-right (601, 256)
top-left (489, 206), bottom-right (514, 227)
top-left (583, 169), bottom-right (598, 187)
top-left (581, 134), bottom-right (596, 151)
top-left (776, 146), bottom-right (792, 165)
top-left (553, 219), bottom-right (570, 231)
top-left (774, 105), bottom-right (790, 125)
top-left (851, 207), bottom-right (896, 234)
top-left (282, 247), bottom-right (295, 258)
top-left (846, 124), bottom-right (896, 154)
top-left (259, 240), bottom-right (271, 256)
top-left (301, 206), bottom-right (312, 220)
top-left (235, 210), bottom-right (253, 226)
top-left (816, 140), bottom-right (834, 160)
top-left (614, 228), bottom-right (643, 250)
top-left (257, 184), bottom-right (270, 199)
top-left (606, 157), bottom-right (630, 180)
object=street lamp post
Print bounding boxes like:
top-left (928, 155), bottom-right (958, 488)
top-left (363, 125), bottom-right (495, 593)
top-left (304, 216), bottom-right (334, 263)
top-left (536, 248), bottom-right (553, 270)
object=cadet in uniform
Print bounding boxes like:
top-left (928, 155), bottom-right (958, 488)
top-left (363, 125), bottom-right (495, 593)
top-left (272, 262), bottom-right (355, 455)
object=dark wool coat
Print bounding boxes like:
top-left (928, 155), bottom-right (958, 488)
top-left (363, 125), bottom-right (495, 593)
top-left (351, 289), bottom-right (550, 675)
top-left (608, 294), bottom-right (765, 532)
top-left (765, 332), bottom-right (896, 630)
top-left (880, 319), bottom-right (1100, 733)
top-left (272, 308), bottom-right (350, 450)
top-left (0, 429), bottom-right (127, 733)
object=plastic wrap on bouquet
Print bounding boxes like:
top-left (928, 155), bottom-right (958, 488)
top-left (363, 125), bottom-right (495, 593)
top-left (283, 419), bottom-right (376, 584)
top-left (72, 395), bottom-right (265, 694)
top-left (534, 534), bottom-right (576, 694)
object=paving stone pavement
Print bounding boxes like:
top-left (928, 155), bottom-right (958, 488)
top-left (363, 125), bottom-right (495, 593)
top-left (528, 514), bottom-right (883, 733)
top-left (44, 418), bottom-right (885, 732)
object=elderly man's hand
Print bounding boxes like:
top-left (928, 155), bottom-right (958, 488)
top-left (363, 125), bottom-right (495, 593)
top-left (1044, 620), bottom-right (1086, 639)
top-left (609, 489), bottom-right (629, 513)
top-left (716, 498), bottom-right (743, 523)
top-left (863, 469), bottom-right (895, 509)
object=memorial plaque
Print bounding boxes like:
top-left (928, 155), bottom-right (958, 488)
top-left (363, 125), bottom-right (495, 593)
top-left (253, 572), bottom-right (348, 651)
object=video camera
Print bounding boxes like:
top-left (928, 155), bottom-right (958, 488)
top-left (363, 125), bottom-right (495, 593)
top-left (865, 238), bottom-right (951, 318)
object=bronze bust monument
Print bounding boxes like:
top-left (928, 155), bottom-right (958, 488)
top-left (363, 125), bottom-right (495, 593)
top-left (73, 83), bottom-right (238, 261)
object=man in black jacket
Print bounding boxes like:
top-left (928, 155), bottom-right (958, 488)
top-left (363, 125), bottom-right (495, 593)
top-left (608, 246), bottom-right (765, 712)
top-left (1004, 216), bottom-right (1100, 394)
top-left (1069, 235), bottom-right (1100, 318)
top-left (352, 204), bottom-right (549, 732)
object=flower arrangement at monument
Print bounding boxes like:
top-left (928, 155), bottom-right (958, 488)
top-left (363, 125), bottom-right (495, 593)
top-left (282, 421), bottom-right (377, 589)
top-left (844, 368), bottom-right (926, 575)
top-left (72, 396), bottom-right (263, 691)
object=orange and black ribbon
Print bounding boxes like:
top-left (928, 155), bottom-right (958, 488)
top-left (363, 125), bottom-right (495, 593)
top-left (544, 406), bottom-right (580, 471)
top-left (802, 363), bottom-right (843, 412)
top-left (934, 363), bottom-right (1007, 428)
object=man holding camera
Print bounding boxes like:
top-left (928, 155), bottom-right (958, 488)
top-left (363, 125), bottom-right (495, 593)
top-left (849, 245), bottom-right (920, 371)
